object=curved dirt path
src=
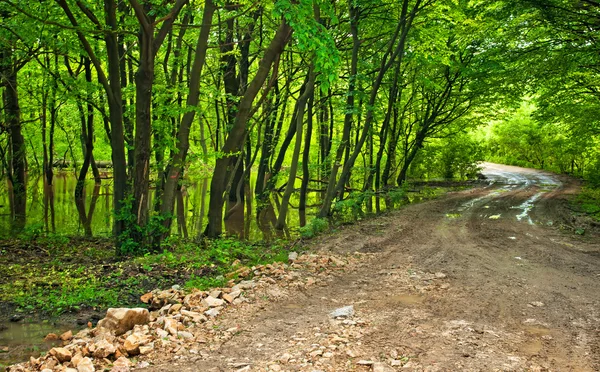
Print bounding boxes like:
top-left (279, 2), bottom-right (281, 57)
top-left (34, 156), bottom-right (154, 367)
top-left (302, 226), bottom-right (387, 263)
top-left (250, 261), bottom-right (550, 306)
top-left (141, 164), bottom-right (600, 371)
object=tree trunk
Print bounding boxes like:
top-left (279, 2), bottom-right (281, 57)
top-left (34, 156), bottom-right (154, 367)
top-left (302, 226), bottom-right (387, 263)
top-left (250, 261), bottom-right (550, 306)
top-left (205, 20), bottom-right (292, 238)
top-left (299, 90), bottom-right (314, 226)
top-left (276, 69), bottom-right (315, 230)
top-left (2, 57), bottom-right (26, 232)
top-left (159, 0), bottom-right (215, 238)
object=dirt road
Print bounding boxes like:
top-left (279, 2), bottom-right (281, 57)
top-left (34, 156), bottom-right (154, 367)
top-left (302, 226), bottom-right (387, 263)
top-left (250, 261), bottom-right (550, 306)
top-left (142, 164), bottom-right (600, 371)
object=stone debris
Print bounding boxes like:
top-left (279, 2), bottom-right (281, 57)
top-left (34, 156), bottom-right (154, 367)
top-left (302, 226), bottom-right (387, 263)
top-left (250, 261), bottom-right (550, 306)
top-left (97, 308), bottom-right (150, 336)
top-left (7, 252), bottom-right (362, 372)
top-left (330, 305), bottom-right (354, 318)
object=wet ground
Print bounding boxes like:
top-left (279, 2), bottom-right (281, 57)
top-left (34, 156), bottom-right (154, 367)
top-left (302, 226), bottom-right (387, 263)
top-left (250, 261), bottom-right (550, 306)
top-left (139, 163), bottom-right (599, 371)
top-left (0, 321), bottom-right (75, 369)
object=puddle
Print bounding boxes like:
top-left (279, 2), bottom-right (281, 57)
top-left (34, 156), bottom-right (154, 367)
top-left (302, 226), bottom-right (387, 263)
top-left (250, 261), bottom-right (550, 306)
top-left (0, 321), bottom-right (76, 369)
top-left (388, 294), bottom-right (424, 306)
top-left (512, 192), bottom-right (544, 224)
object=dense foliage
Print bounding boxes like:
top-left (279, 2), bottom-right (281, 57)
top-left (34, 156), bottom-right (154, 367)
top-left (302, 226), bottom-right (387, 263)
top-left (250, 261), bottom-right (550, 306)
top-left (1, 0), bottom-right (599, 253)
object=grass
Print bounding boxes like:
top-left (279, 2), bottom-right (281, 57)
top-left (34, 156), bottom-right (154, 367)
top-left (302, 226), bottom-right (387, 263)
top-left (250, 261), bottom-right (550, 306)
top-left (0, 181), bottom-right (473, 317)
top-left (574, 185), bottom-right (600, 222)
top-left (0, 237), bottom-right (289, 316)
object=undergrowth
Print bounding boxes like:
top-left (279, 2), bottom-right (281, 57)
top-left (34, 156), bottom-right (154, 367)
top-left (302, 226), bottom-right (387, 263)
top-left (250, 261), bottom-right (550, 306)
top-left (0, 237), bottom-right (287, 316)
top-left (574, 185), bottom-right (600, 222)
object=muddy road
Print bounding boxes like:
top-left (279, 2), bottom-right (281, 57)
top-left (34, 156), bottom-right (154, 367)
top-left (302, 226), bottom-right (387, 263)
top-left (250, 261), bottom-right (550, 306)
top-left (143, 164), bottom-right (600, 371)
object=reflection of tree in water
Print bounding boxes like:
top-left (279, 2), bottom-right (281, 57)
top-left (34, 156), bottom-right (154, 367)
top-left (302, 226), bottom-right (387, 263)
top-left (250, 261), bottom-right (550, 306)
top-left (75, 183), bottom-right (100, 237)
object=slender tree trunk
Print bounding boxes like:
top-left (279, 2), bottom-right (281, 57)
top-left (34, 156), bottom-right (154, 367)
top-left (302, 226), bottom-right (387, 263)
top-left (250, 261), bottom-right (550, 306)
top-left (299, 91), bottom-right (314, 226)
top-left (321, 0), bottom-right (421, 217)
top-left (276, 69), bottom-right (315, 230)
top-left (318, 0), bottom-right (360, 218)
top-left (205, 20), bottom-right (292, 237)
top-left (160, 0), bottom-right (215, 238)
top-left (2, 57), bottom-right (26, 232)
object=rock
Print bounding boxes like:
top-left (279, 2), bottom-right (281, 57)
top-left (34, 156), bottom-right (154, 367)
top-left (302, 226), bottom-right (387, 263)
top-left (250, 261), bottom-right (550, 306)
top-left (279, 353), bottom-right (293, 363)
top-left (71, 352), bottom-right (83, 367)
top-left (136, 361), bottom-right (150, 368)
top-left (209, 290), bottom-right (222, 298)
top-left (156, 328), bottom-right (169, 338)
top-left (237, 280), bottom-right (256, 290)
top-left (9, 314), bottom-right (23, 322)
top-left (169, 303), bottom-right (183, 314)
top-left (60, 330), bottom-right (73, 341)
top-left (49, 347), bottom-right (72, 362)
top-left (288, 252), bottom-right (298, 262)
top-left (372, 362), bottom-right (395, 372)
top-left (530, 301), bottom-right (545, 307)
top-left (97, 308), bottom-right (149, 336)
top-left (177, 331), bottom-right (194, 339)
top-left (357, 360), bottom-right (375, 365)
top-left (223, 291), bottom-right (241, 304)
top-left (139, 343), bottom-right (154, 355)
top-left (172, 284), bottom-right (181, 290)
top-left (434, 272), bottom-right (447, 279)
top-left (44, 333), bottom-right (59, 341)
top-left (203, 296), bottom-right (225, 308)
top-left (330, 305), bottom-right (354, 318)
top-left (124, 333), bottom-right (148, 355)
top-left (93, 339), bottom-right (117, 358)
top-left (163, 318), bottom-right (179, 336)
top-left (180, 310), bottom-right (207, 323)
top-left (204, 308), bottom-right (220, 318)
top-left (77, 357), bottom-right (95, 372)
top-left (140, 292), bottom-right (153, 304)
top-left (41, 369), bottom-right (53, 372)
top-left (111, 356), bottom-right (131, 372)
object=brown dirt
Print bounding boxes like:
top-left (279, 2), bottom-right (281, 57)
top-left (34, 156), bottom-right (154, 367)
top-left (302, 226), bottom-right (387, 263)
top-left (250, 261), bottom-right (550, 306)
top-left (139, 164), bottom-right (600, 371)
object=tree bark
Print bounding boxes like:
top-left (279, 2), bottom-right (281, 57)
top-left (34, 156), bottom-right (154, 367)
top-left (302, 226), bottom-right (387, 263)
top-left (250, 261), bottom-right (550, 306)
top-left (205, 20), bottom-right (292, 237)
top-left (159, 0), bottom-right (215, 238)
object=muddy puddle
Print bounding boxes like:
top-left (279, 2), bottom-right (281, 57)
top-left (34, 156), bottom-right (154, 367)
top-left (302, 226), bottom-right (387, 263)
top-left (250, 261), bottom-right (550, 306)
top-left (0, 321), bottom-right (78, 369)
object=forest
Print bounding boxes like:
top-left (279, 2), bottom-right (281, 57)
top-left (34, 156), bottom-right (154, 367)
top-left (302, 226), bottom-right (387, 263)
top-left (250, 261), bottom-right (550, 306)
top-left (1, 0), bottom-right (599, 253)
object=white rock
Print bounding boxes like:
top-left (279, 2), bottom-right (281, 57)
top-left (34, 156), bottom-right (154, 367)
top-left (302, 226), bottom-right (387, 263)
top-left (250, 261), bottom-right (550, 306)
top-left (330, 305), bottom-right (354, 318)
top-left (205, 308), bottom-right (220, 317)
top-left (111, 356), bottom-right (131, 372)
top-left (288, 252), bottom-right (299, 262)
top-left (177, 331), bottom-right (194, 339)
top-left (77, 357), bottom-right (95, 372)
top-left (372, 362), bottom-right (395, 372)
top-left (203, 296), bottom-right (225, 308)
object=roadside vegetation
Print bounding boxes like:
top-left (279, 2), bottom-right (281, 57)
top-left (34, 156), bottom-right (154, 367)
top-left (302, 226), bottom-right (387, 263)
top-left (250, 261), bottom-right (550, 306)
top-left (1, 0), bottom-right (600, 318)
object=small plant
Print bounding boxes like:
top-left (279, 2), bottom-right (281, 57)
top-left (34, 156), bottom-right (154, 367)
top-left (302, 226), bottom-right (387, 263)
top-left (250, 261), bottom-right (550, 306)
top-left (299, 217), bottom-right (329, 239)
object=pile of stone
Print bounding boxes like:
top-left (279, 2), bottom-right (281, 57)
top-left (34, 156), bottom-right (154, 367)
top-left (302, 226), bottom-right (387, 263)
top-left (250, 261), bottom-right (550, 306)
top-left (7, 252), bottom-right (361, 372)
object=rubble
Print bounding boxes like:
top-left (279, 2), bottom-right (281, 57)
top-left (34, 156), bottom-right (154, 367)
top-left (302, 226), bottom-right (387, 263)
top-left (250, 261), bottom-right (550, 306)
top-left (96, 308), bottom-right (150, 336)
top-left (7, 252), bottom-right (362, 372)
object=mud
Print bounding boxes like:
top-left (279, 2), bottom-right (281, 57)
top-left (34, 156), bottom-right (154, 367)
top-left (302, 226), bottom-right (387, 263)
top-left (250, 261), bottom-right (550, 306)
top-left (139, 163), bottom-right (600, 371)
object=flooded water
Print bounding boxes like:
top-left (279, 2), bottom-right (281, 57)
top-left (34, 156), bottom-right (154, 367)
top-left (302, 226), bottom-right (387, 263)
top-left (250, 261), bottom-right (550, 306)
top-left (0, 172), bottom-right (412, 241)
top-left (0, 173), bottom-right (311, 240)
top-left (0, 321), bottom-right (78, 369)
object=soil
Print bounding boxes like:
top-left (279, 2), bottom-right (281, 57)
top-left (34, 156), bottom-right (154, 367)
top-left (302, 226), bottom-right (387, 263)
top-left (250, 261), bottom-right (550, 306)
top-left (139, 163), bottom-right (600, 371)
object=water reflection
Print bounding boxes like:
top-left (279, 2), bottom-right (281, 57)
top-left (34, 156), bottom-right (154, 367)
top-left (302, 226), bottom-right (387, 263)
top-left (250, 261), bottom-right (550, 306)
top-left (0, 173), bottom-right (404, 240)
